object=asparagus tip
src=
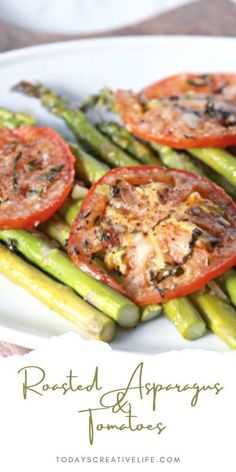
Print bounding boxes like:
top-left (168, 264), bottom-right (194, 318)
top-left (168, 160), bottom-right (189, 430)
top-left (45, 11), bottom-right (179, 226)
top-left (12, 80), bottom-right (47, 99)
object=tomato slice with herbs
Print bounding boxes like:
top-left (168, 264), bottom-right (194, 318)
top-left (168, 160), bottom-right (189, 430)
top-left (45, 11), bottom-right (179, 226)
top-left (0, 127), bottom-right (75, 229)
top-left (68, 166), bottom-right (236, 305)
top-left (116, 90), bottom-right (236, 149)
top-left (143, 73), bottom-right (236, 101)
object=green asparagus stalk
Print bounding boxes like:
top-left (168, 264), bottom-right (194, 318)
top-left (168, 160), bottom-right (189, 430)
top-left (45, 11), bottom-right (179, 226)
top-left (189, 148), bottom-right (236, 187)
top-left (80, 87), bottom-right (119, 114)
top-left (218, 269), bottom-right (236, 306)
top-left (98, 121), bottom-right (161, 165)
top-left (191, 289), bottom-right (236, 349)
top-left (0, 230), bottom-right (140, 328)
top-left (0, 107), bottom-right (36, 129)
top-left (141, 304), bottom-right (162, 322)
top-left (69, 142), bottom-right (109, 185)
top-left (151, 143), bottom-right (205, 175)
top-left (58, 198), bottom-right (82, 226)
top-left (14, 81), bottom-right (139, 167)
top-left (71, 184), bottom-right (88, 200)
top-left (41, 215), bottom-right (70, 248)
top-left (163, 297), bottom-right (207, 340)
top-left (0, 243), bottom-right (115, 342)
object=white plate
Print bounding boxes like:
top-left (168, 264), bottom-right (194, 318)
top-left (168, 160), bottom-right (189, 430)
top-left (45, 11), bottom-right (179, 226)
top-left (0, 35), bottom-right (235, 354)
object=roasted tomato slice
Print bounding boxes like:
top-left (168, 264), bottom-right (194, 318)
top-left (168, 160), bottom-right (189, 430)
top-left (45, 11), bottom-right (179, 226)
top-left (143, 73), bottom-right (236, 101)
top-left (116, 90), bottom-right (236, 149)
top-left (68, 166), bottom-right (236, 305)
top-left (0, 127), bottom-right (75, 229)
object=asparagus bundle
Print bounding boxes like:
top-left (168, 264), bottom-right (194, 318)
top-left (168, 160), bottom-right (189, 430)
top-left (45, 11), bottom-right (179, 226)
top-left (3, 91), bottom-right (236, 348)
top-left (0, 244), bottom-right (115, 342)
top-left (98, 121), bottom-right (161, 165)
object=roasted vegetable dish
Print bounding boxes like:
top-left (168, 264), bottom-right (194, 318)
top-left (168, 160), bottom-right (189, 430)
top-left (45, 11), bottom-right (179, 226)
top-left (1, 72), bottom-right (236, 349)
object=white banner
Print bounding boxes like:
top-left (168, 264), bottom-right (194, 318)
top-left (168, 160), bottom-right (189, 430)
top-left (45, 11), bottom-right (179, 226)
top-left (0, 333), bottom-right (235, 471)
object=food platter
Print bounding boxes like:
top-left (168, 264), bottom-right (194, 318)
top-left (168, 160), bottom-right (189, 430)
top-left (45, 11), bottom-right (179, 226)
top-left (0, 35), bottom-right (236, 353)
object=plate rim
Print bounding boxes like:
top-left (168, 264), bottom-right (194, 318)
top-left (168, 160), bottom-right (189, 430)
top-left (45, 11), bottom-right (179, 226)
top-left (1, 34), bottom-right (236, 66)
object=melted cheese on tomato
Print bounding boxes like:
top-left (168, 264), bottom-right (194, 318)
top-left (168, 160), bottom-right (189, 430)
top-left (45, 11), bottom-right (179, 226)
top-left (100, 182), bottom-right (211, 281)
